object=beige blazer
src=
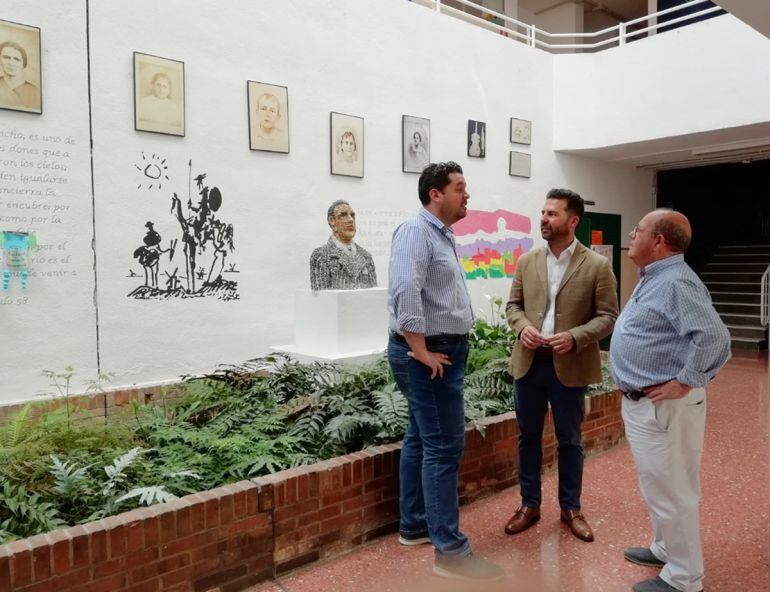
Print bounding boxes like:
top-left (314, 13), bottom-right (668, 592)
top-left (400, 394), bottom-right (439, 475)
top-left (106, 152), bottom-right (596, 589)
top-left (506, 241), bottom-right (619, 386)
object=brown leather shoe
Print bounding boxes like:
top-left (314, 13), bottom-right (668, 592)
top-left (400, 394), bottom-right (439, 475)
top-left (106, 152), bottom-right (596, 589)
top-left (560, 508), bottom-right (594, 542)
top-left (504, 506), bottom-right (540, 535)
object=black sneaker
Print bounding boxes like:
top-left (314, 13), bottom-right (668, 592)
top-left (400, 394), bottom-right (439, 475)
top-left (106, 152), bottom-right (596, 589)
top-left (623, 547), bottom-right (665, 567)
top-left (398, 531), bottom-right (431, 546)
top-left (432, 553), bottom-right (504, 581)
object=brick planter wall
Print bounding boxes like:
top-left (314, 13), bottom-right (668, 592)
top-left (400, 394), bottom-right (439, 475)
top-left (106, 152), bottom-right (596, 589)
top-left (0, 390), bottom-right (624, 592)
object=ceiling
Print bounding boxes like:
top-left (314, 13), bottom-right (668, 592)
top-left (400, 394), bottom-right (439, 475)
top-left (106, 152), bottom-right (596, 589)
top-left (558, 122), bottom-right (770, 170)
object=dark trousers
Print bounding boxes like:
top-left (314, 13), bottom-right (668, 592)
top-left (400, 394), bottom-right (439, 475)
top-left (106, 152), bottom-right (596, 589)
top-left (514, 355), bottom-right (587, 511)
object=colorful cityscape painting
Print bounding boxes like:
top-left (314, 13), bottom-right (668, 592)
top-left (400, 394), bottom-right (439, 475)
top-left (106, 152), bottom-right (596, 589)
top-left (453, 209), bottom-right (533, 280)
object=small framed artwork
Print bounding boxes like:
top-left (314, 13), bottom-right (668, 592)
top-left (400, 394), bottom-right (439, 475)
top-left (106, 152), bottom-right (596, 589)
top-left (330, 111), bottom-right (364, 178)
top-left (509, 151), bottom-right (531, 178)
top-left (402, 115), bottom-right (430, 174)
top-left (0, 19), bottom-right (42, 114)
top-left (247, 81), bottom-right (289, 153)
top-left (467, 120), bottom-right (486, 158)
top-left (133, 52), bottom-right (185, 137)
top-left (510, 117), bottom-right (531, 145)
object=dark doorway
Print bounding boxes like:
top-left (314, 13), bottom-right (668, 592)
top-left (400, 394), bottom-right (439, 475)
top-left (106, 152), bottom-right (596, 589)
top-left (656, 159), bottom-right (770, 272)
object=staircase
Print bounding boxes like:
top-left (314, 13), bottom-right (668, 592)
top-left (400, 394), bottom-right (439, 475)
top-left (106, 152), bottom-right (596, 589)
top-left (701, 245), bottom-right (770, 353)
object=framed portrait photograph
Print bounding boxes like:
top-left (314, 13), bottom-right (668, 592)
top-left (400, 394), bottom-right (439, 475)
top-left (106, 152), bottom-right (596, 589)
top-left (247, 80), bottom-right (289, 153)
top-left (0, 19), bottom-right (42, 114)
top-left (133, 52), bottom-right (185, 137)
top-left (330, 112), bottom-right (364, 178)
top-left (509, 151), bottom-right (531, 178)
top-left (510, 117), bottom-right (532, 145)
top-left (402, 115), bottom-right (430, 174)
top-left (467, 120), bottom-right (486, 158)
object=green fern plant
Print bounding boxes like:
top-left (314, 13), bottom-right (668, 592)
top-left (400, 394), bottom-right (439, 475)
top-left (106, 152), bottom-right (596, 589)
top-left (0, 480), bottom-right (66, 543)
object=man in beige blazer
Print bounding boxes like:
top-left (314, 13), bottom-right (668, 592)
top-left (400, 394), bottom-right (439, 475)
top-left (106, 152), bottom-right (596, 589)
top-left (504, 189), bottom-right (618, 542)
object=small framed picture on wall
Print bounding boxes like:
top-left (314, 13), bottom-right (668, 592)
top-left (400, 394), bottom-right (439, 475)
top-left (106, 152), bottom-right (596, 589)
top-left (0, 19), bottom-right (42, 114)
top-left (510, 117), bottom-right (531, 145)
top-left (247, 81), bottom-right (289, 153)
top-left (330, 111), bottom-right (364, 178)
top-left (509, 151), bottom-right (531, 178)
top-left (467, 120), bottom-right (486, 158)
top-left (402, 115), bottom-right (430, 174)
top-left (133, 52), bottom-right (185, 137)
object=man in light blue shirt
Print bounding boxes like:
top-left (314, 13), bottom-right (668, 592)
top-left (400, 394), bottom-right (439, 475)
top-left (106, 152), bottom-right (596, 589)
top-left (610, 209), bottom-right (730, 592)
top-left (387, 162), bottom-right (502, 581)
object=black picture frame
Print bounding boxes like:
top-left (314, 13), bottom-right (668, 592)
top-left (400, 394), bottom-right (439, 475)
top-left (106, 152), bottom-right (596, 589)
top-left (133, 51), bottom-right (185, 137)
top-left (402, 115), bottom-right (430, 174)
top-left (510, 117), bottom-right (532, 145)
top-left (0, 18), bottom-right (42, 115)
top-left (467, 120), bottom-right (486, 158)
top-left (247, 80), bottom-right (290, 153)
top-left (509, 150), bottom-right (531, 178)
top-left (330, 111), bottom-right (364, 178)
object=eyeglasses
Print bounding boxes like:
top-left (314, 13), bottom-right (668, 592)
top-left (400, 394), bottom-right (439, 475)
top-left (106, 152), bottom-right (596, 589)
top-left (631, 225), bottom-right (661, 237)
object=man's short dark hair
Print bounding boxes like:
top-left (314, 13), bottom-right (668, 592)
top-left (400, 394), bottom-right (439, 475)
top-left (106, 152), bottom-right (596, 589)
top-left (327, 199), bottom-right (350, 220)
top-left (418, 161), bottom-right (463, 205)
top-left (0, 41), bottom-right (28, 68)
top-left (546, 188), bottom-right (584, 221)
top-left (651, 209), bottom-right (691, 252)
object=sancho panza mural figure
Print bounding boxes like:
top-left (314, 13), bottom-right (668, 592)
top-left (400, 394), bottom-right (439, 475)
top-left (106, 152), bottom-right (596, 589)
top-left (309, 200), bottom-right (377, 291)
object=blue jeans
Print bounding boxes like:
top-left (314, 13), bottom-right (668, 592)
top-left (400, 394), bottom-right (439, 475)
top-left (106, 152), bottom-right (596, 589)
top-left (514, 356), bottom-right (586, 510)
top-left (388, 336), bottom-right (470, 558)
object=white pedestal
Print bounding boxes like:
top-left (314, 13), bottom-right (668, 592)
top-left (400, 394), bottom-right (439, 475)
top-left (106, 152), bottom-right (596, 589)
top-left (271, 288), bottom-right (388, 365)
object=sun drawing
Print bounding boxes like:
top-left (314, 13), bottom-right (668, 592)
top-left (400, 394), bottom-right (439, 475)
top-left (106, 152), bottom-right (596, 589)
top-left (134, 152), bottom-right (170, 190)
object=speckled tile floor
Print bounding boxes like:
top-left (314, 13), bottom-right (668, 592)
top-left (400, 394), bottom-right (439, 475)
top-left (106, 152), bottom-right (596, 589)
top-left (248, 356), bottom-right (770, 592)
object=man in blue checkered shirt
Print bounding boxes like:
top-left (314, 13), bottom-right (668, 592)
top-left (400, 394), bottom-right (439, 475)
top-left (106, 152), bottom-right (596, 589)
top-left (610, 209), bottom-right (730, 592)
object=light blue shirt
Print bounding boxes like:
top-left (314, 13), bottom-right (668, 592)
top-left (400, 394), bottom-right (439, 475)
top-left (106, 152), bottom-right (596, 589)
top-left (610, 254), bottom-right (731, 392)
top-left (388, 208), bottom-right (473, 336)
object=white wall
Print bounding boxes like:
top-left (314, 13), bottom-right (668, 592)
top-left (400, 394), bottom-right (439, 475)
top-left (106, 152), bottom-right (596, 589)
top-left (0, 1), bottom-right (98, 404)
top-left (553, 14), bottom-right (770, 151)
top-left (0, 0), bottom-right (651, 404)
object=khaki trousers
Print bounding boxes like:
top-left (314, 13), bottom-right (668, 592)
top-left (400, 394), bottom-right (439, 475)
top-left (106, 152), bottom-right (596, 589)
top-left (622, 388), bottom-right (707, 592)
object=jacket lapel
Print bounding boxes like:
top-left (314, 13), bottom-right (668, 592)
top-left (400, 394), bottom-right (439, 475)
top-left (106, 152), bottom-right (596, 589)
top-left (535, 246), bottom-right (548, 289)
top-left (556, 241), bottom-right (586, 297)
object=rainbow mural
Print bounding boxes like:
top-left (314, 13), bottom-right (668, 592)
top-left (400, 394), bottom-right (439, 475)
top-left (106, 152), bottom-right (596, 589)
top-left (453, 209), bottom-right (533, 280)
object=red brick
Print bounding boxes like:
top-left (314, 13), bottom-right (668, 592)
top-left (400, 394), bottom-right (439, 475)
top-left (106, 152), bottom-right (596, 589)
top-left (53, 565), bottom-right (91, 589)
top-left (13, 579), bottom-right (56, 592)
top-left (126, 547), bottom-right (158, 569)
top-left (93, 555), bottom-right (126, 578)
top-left (128, 559), bottom-right (159, 584)
top-left (161, 532), bottom-right (211, 558)
top-left (160, 563), bottom-right (196, 588)
top-left (108, 522), bottom-right (127, 558)
top-left (160, 509), bottom-right (177, 543)
top-left (70, 572), bottom-right (126, 592)
top-left (190, 556), bottom-right (219, 578)
top-left (46, 531), bottom-right (72, 575)
top-left (9, 540), bottom-right (33, 588)
top-left (158, 551), bottom-right (191, 574)
top-left (84, 522), bottom-right (108, 564)
top-left (176, 505), bottom-right (192, 538)
top-left (189, 501), bottom-right (205, 533)
top-left (204, 497), bottom-right (220, 529)
top-left (68, 526), bottom-right (90, 568)
top-left (143, 514), bottom-right (160, 549)
top-left (122, 578), bottom-right (160, 592)
top-left (126, 519), bottom-right (144, 553)
top-left (0, 548), bottom-right (10, 592)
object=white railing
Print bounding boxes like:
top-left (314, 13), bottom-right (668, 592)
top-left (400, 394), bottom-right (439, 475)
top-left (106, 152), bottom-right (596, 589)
top-left (761, 263), bottom-right (770, 327)
top-left (425, 0), bottom-right (724, 53)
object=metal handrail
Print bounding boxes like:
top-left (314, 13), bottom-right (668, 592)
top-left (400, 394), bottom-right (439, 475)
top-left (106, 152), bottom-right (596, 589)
top-left (429, 0), bottom-right (722, 53)
top-left (761, 263), bottom-right (770, 326)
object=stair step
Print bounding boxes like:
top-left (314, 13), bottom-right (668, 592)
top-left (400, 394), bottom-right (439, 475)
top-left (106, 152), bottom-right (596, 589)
top-left (725, 324), bottom-right (768, 339)
top-left (705, 282), bottom-right (761, 293)
top-left (714, 302), bottom-right (762, 315)
top-left (719, 313), bottom-right (763, 326)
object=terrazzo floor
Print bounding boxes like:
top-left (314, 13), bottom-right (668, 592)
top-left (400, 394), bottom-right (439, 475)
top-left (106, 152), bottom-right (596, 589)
top-left (248, 355), bottom-right (770, 592)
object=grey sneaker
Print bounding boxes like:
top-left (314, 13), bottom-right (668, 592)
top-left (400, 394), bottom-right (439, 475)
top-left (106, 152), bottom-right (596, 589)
top-left (432, 553), bottom-right (504, 581)
top-left (398, 531), bottom-right (431, 546)
top-left (632, 576), bottom-right (701, 592)
top-left (623, 547), bottom-right (665, 567)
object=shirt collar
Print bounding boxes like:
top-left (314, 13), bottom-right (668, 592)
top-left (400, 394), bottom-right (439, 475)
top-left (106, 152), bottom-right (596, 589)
top-left (331, 236), bottom-right (356, 254)
top-left (419, 208), bottom-right (454, 236)
top-left (642, 253), bottom-right (684, 276)
top-left (546, 238), bottom-right (577, 260)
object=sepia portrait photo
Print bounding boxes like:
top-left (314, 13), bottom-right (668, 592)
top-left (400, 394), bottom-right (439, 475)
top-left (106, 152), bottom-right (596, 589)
top-left (247, 80), bottom-right (289, 153)
top-left (134, 52), bottom-right (185, 136)
top-left (0, 19), bottom-right (42, 114)
top-left (467, 120), bottom-right (486, 158)
top-left (402, 115), bottom-right (430, 174)
top-left (509, 151), bottom-right (531, 178)
top-left (510, 117), bottom-right (532, 145)
top-left (330, 112), bottom-right (364, 178)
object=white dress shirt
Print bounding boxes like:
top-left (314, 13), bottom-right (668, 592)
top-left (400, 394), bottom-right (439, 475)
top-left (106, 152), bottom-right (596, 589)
top-left (541, 239), bottom-right (577, 337)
